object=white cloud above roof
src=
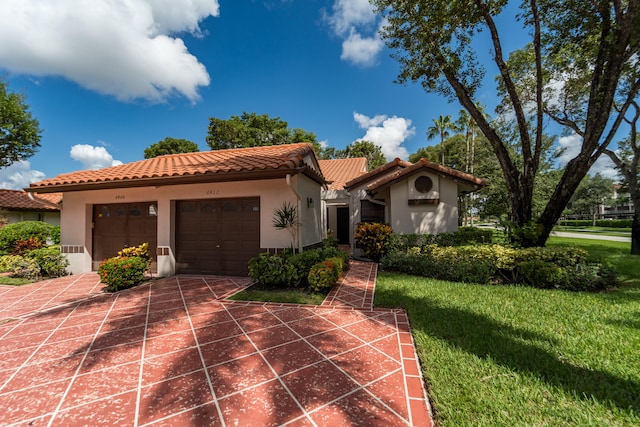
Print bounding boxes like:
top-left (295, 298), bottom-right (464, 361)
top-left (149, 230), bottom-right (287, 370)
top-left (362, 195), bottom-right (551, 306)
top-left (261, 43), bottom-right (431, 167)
top-left (353, 112), bottom-right (414, 161)
top-left (324, 0), bottom-right (384, 67)
top-left (0, 0), bottom-right (218, 102)
top-left (70, 144), bottom-right (123, 170)
top-left (0, 161), bottom-right (46, 190)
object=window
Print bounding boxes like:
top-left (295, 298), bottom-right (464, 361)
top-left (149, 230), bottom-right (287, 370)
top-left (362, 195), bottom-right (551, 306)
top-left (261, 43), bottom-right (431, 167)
top-left (415, 176), bottom-right (433, 193)
top-left (361, 200), bottom-right (385, 223)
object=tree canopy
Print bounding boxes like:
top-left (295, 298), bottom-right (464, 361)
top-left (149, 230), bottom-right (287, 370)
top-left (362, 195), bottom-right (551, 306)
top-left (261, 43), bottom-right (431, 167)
top-left (334, 140), bottom-right (387, 170)
top-left (0, 78), bottom-right (42, 168)
top-left (373, 0), bottom-right (640, 246)
top-left (143, 137), bottom-right (199, 159)
top-left (206, 112), bottom-right (324, 155)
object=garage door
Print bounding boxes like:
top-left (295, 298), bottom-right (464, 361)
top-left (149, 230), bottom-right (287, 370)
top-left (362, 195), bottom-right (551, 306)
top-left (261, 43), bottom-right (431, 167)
top-left (176, 198), bottom-right (260, 276)
top-left (92, 202), bottom-right (158, 269)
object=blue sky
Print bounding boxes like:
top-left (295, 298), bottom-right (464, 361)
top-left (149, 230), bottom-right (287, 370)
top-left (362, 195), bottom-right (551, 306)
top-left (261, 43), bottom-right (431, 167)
top-left (0, 0), bottom-right (616, 190)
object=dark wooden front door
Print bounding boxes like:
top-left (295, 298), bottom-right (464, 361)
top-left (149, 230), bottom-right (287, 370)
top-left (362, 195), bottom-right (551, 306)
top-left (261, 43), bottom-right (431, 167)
top-left (92, 202), bottom-right (158, 269)
top-left (175, 198), bottom-right (260, 276)
top-left (336, 207), bottom-right (350, 245)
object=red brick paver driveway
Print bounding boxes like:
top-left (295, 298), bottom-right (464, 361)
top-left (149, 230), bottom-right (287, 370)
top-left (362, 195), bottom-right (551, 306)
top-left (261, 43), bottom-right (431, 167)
top-left (0, 262), bottom-right (432, 426)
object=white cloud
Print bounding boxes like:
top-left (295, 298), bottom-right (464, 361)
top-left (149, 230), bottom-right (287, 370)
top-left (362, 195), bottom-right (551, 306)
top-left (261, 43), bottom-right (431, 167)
top-left (341, 30), bottom-right (384, 67)
top-left (557, 133), bottom-right (619, 180)
top-left (353, 112), bottom-right (386, 128)
top-left (70, 144), bottom-right (123, 170)
top-left (353, 112), bottom-right (414, 160)
top-left (0, 0), bottom-right (218, 102)
top-left (325, 0), bottom-right (384, 67)
top-left (0, 161), bottom-right (46, 190)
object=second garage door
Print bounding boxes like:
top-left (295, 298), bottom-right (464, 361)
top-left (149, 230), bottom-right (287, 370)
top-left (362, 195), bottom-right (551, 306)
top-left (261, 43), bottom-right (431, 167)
top-left (176, 198), bottom-right (260, 276)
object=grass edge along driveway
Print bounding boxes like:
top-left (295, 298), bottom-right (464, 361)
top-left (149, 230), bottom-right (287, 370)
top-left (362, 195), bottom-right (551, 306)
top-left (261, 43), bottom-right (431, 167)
top-left (375, 238), bottom-right (639, 427)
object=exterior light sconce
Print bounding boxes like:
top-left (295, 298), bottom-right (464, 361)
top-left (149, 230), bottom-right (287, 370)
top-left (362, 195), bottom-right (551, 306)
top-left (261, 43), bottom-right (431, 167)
top-left (307, 197), bottom-right (314, 208)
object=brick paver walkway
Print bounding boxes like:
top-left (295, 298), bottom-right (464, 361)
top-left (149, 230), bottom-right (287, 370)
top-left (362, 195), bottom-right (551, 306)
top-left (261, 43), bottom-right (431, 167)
top-left (0, 264), bottom-right (432, 426)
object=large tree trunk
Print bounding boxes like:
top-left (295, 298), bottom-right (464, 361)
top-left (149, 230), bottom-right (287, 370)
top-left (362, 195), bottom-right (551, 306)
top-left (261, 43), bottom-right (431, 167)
top-left (535, 156), bottom-right (591, 246)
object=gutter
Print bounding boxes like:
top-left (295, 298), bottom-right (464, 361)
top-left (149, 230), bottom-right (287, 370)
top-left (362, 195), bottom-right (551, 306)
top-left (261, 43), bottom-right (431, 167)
top-left (286, 174), bottom-right (303, 253)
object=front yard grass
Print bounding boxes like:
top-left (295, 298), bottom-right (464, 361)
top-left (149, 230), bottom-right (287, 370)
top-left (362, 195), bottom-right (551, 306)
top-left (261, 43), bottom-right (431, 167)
top-left (0, 276), bottom-right (33, 286)
top-left (375, 237), bottom-right (640, 426)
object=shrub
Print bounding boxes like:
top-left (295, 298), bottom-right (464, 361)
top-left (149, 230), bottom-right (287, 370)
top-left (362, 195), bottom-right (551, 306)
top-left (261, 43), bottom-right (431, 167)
top-left (0, 254), bottom-right (40, 280)
top-left (355, 222), bottom-right (393, 262)
top-left (0, 221), bottom-right (53, 254)
top-left (50, 226), bottom-right (61, 244)
top-left (118, 243), bottom-right (151, 264)
top-left (98, 243), bottom-right (151, 292)
top-left (248, 247), bottom-right (349, 289)
top-left (558, 219), bottom-right (632, 228)
top-left (248, 252), bottom-right (299, 288)
top-left (518, 259), bottom-right (568, 289)
top-left (25, 246), bottom-right (68, 277)
top-left (11, 237), bottom-right (45, 256)
top-left (308, 257), bottom-right (344, 292)
top-left (381, 244), bottom-right (616, 292)
top-left (0, 255), bottom-right (27, 273)
top-left (98, 256), bottom-right (149, 292)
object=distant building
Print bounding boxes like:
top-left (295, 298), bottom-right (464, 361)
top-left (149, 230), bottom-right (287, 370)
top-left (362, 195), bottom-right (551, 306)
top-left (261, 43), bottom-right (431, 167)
top-left (602, 185), bottom-right (635, 219)
top-left (0, 190), bottom-right (61, 226)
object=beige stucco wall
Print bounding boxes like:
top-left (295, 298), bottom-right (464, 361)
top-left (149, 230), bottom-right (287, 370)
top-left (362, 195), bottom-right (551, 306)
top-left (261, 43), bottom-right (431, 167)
top-left (60, 174), bottom-right (323, 276)
top-left (0, 210), bottom-right (60, 226)
top-left (390, 173), bottom-right (459, 235)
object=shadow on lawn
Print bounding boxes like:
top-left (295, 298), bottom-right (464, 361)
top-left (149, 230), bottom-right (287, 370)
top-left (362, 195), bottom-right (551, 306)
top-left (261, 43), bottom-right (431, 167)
top-left (381, 288), bottom-right (640, 414)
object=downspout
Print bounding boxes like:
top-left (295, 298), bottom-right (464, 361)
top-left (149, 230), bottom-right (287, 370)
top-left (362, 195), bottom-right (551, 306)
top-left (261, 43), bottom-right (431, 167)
top-left (286, 174), bottom-right (303, 253)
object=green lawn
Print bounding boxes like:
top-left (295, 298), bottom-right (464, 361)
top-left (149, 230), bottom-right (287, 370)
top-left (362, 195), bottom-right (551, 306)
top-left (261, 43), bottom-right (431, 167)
top-left (553, 225), bottom-right (632, 237)
top-left (228, 287), bottom-right (327, 305)
top-left (375, 237), bottom-right (640, 427)
top-left (0, 276), bottom-right (33, 286)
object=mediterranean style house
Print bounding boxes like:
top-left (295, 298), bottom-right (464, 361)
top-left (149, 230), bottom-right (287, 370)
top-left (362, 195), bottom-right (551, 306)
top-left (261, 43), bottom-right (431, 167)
top-left (27, 143), bottom-right (485, 277)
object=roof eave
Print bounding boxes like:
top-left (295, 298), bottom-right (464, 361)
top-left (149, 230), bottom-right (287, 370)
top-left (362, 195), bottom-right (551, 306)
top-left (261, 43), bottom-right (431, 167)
top-left (26, 166), bottom-right (326, 194)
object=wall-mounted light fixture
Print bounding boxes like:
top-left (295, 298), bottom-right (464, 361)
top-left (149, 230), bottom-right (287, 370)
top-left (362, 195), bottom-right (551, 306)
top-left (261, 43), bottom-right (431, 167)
top-left (306, 197), bottom-right (314, 208)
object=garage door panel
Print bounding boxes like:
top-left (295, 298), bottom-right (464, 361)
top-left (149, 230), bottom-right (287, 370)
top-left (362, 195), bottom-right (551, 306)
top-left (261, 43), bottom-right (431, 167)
top-left (92, 202), bottom-right (157, 270)
top-left (176, 198), bottom-right (260, 276)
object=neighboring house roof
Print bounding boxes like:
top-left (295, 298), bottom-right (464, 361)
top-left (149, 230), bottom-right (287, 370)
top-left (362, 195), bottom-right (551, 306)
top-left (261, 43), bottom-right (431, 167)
top-left (27, 143), bottom-right (326, 193)
top-left (318, 158), bottom-right (368, 190)
top-left (0, 190), bottom-right (61, 211)
top-left (346, 157), bottom-right (486, 195)
top-left (344, 158), bottom-right (413, 190)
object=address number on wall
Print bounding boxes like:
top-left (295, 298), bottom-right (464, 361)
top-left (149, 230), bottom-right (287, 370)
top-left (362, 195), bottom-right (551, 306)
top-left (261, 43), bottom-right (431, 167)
top-left (206, 189), bottom-right (220, 196)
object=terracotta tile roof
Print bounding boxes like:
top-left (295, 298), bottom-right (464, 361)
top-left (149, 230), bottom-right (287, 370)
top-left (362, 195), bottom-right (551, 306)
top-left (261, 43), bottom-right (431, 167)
top-left (318, 158), bottom-right (368, 190)
top-left (365, 158), bottom-right (486, 195)
top-left (0, 190), bottom-right (61, 211)
top-left (344, 158), bottom-right (413, 190)
top-left (28, 143), bottom-right (325, 193)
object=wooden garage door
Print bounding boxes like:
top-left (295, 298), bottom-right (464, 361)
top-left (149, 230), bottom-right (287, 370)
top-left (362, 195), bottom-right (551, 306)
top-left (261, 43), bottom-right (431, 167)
top-left (176, 198), bottom-right (260, 276)
top-left (92, 202), bottom-right (158, 268)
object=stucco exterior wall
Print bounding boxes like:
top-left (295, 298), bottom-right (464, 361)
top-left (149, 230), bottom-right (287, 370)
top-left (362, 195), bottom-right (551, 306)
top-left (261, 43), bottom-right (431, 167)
top-left (60, 175), bottom-right (323, 276)
top-left (390, 173), bottom-right (459, 235)
top-left (0, 210), bottom-right (60, 226)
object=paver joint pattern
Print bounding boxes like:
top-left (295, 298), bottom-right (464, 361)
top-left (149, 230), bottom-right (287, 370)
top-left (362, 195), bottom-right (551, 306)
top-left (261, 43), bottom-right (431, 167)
top-left (0, 261), bottom-right (432, 426)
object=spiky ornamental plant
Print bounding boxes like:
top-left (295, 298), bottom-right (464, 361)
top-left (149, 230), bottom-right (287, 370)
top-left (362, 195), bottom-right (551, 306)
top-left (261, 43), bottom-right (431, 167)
top-left (273, 201), bottom-right (301, 253)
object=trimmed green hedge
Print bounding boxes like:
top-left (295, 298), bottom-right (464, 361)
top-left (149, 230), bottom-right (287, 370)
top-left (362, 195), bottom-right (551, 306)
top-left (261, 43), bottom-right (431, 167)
top-left (381, 244), bottom-right (616, 292)
top-left (557, 219), bottom-right (632, 228)
top-left (389, 226), bottom-right (494, 253)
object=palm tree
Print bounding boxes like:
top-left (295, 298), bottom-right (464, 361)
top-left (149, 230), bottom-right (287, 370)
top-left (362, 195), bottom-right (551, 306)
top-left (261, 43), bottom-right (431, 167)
top-left (426, 115), bottom-right (456, 164)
